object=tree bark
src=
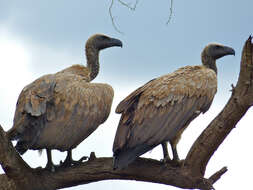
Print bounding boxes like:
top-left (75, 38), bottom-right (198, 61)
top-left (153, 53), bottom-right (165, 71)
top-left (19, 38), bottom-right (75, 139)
top-left (0, 36), bottom-right (252, 190)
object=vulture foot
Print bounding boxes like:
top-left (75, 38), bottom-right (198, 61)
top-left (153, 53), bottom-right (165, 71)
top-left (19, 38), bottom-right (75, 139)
top-left (171, 158), bottom-right (184, 167)
top-left (45, 161), bottom-right (56, 172)
top-left (60, 150), bottom-right (88, 167)
top-left (160, 155), bottom-right (172, 164)
top-left (160, 157), bottom-right (183, 167)
top-left (60, 156), bottom-right (88, 167)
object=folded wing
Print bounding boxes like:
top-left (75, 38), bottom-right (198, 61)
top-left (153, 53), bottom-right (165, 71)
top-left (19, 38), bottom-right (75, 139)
top-left (9, 72), bottom-right (114, 152)
top-left (113, 66), bottom-right (217, 168)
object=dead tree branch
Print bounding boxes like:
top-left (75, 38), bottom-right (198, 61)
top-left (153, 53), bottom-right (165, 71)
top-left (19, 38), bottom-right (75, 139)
top-left (109, 0), bottom-right (139, 34)
top-left (109, 0), bottom-right (174, 33)
top-left (109, 0), bottom-right (124, 34)
top-left (166, 0), bottom-right (174, 24)
top-left (0, 37), bottom-right (253, 190)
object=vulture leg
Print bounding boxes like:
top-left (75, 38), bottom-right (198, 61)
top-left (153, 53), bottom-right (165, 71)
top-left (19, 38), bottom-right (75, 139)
top-left (45, 149), bottom-right (55, 172)
top-left (161, 142), bottom-right (171, 162)
top-left (61, 150), bottom-right (88, 167)
top-left (161, 142), bottom-right (181, 166)
top-left (170, 142), bottom-right (182, 166)
top-left (171, 143), bottom-right (179, 162)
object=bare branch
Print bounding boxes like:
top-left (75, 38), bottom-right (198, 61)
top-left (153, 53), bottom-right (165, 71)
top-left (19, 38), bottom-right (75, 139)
top-left (109, 0), bottom-right (139, 34)
top-left (208, 167), bottom-right (228, 185)
top-left (0, 125), bottom-right (47, 190)
top-left (0, 155), bottom-right (219, 190)
top-left (109, 0), bottom-right (124, 34)
top-left (0, 124), bottom-right (226, 190)
top-left (109, 0), bottom-right (174, 33)
top-left (118, 0), bottom-right (139, 11)
top-left (0, 125), bottom-right (31, 179)
top-left (166, 0), bottom-right (174, 24)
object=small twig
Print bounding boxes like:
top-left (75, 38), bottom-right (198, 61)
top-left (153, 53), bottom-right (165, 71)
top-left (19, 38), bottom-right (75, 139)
top-left (208, 167), bottom-right (228, 184)
top-left (230, 84), bottom-right (235, 95)
top-left (109, 0), bottom-right (124, 34)
top-left (109, 0), bottom-right (139, 34)
top-left (109, 0), bottom-right (174, 33)
top-left (118, 0), bottom-right (139, 11)
top-left (166, 0), bottom-right (174, 24)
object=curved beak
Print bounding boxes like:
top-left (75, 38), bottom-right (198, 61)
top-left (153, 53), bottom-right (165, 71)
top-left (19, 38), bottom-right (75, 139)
top-left (110, 38), bottom-right (123, 48)
top-left (224, 46), bottom-right (235, 56)
top-left (214, 45), bottom-right (235, 59)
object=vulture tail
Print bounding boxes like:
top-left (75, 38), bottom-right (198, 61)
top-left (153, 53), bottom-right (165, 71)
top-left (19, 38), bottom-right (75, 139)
top-left (7, 128), bottom-right (28, 154)
top-left (15, 141), bottom-right (28, 155)
top-left (6, 128), bottom-right (18, 140)
top-left (113, 144), bottom-right (155, 170)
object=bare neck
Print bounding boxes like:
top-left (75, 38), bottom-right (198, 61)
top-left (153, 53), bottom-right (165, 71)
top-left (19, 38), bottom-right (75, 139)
top-left (201, 53), bottom-right (217, 74)
top-left (85, 46), bottom-right (100, 81)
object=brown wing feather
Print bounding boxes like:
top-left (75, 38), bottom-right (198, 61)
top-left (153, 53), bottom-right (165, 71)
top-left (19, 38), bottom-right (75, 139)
top-left (36, 77), bottom-right (113, 150)
top-left (8, 66), bottom-right (113, 152)
top-left (115, 79), bottom-right (155, 113)
top-left (113, 66), bottom-right (217, 167)
top-left (8, 74), bottom-right (56, 142)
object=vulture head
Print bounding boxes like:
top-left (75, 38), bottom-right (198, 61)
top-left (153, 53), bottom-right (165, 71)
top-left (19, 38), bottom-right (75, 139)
top-left (201, 43), bottom-right (235, 72)
top-left (86, 34), bottom-right (123, 51)
top-left (85, 34), bottom-right (122, 81)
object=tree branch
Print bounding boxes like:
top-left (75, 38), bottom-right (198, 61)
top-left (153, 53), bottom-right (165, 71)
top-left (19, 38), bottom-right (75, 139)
top-left (166, 0), bottom-right (174, 24)
top-left (109, 0), bottom-right (124, 34)
top-left (109, 0), bottom-right (174, 33)
top-left (0, 150), bottom-right (216, 190)
top-left (0, 37), bottom-right (252, 190)
top-left (208, 167), bottom-right (227, 185)
top-left (109, 0), bottom-right (139, 34)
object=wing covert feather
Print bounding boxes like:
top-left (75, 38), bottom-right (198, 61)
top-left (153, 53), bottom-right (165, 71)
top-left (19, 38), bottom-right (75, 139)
top-left (115, 79), bottom-right (155, 113)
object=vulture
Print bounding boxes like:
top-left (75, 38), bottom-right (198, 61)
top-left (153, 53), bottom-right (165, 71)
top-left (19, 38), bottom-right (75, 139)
top-left (7, 34), bottom-right (122, 170)
top-left (113, 43), bottom-right (235, 169)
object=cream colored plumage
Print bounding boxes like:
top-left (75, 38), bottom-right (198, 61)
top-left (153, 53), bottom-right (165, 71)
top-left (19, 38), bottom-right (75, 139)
top-left (7, 34), bottom-right (122, 169)
top-left (13, 72), bottom-right (113, 151)
top-left (113, 43), bottom-right (235, 169)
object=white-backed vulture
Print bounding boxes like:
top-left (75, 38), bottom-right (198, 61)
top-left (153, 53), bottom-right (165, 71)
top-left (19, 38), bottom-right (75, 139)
top-left (7, 34), bottom-right (122, 170)
top-left (113, 43), bottom-right (235, 169)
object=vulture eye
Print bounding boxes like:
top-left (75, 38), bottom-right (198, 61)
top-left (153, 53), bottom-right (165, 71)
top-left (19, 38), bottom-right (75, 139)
top-left (101, 36), bottom-right (109, 40)
top-left (215, 45), bottom-right (222, 49)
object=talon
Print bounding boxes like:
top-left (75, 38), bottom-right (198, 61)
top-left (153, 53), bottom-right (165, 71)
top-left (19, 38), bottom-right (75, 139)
top-left (160, 156), bottom-right (184, 167)
top-left (160, 156), bottom-right (172, 164)
top-left (171, 159), bottom-right (184, 167)
top-left (78, 156), bottom-right (88, 162)
top-left (60, 158), bottom-right (85, 167)
top-left (45, 162), bottom-right (56, 172)
top-left (60, 150), bottom-right (87, 167)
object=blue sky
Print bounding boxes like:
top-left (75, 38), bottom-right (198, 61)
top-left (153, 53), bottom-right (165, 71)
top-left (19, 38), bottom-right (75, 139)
top-left (0, 1), bottom-right (252, 189)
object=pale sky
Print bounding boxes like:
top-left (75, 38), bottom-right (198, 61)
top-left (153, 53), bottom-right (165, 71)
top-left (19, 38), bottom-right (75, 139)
top-left (0, 1), bottom-right (253, 189)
